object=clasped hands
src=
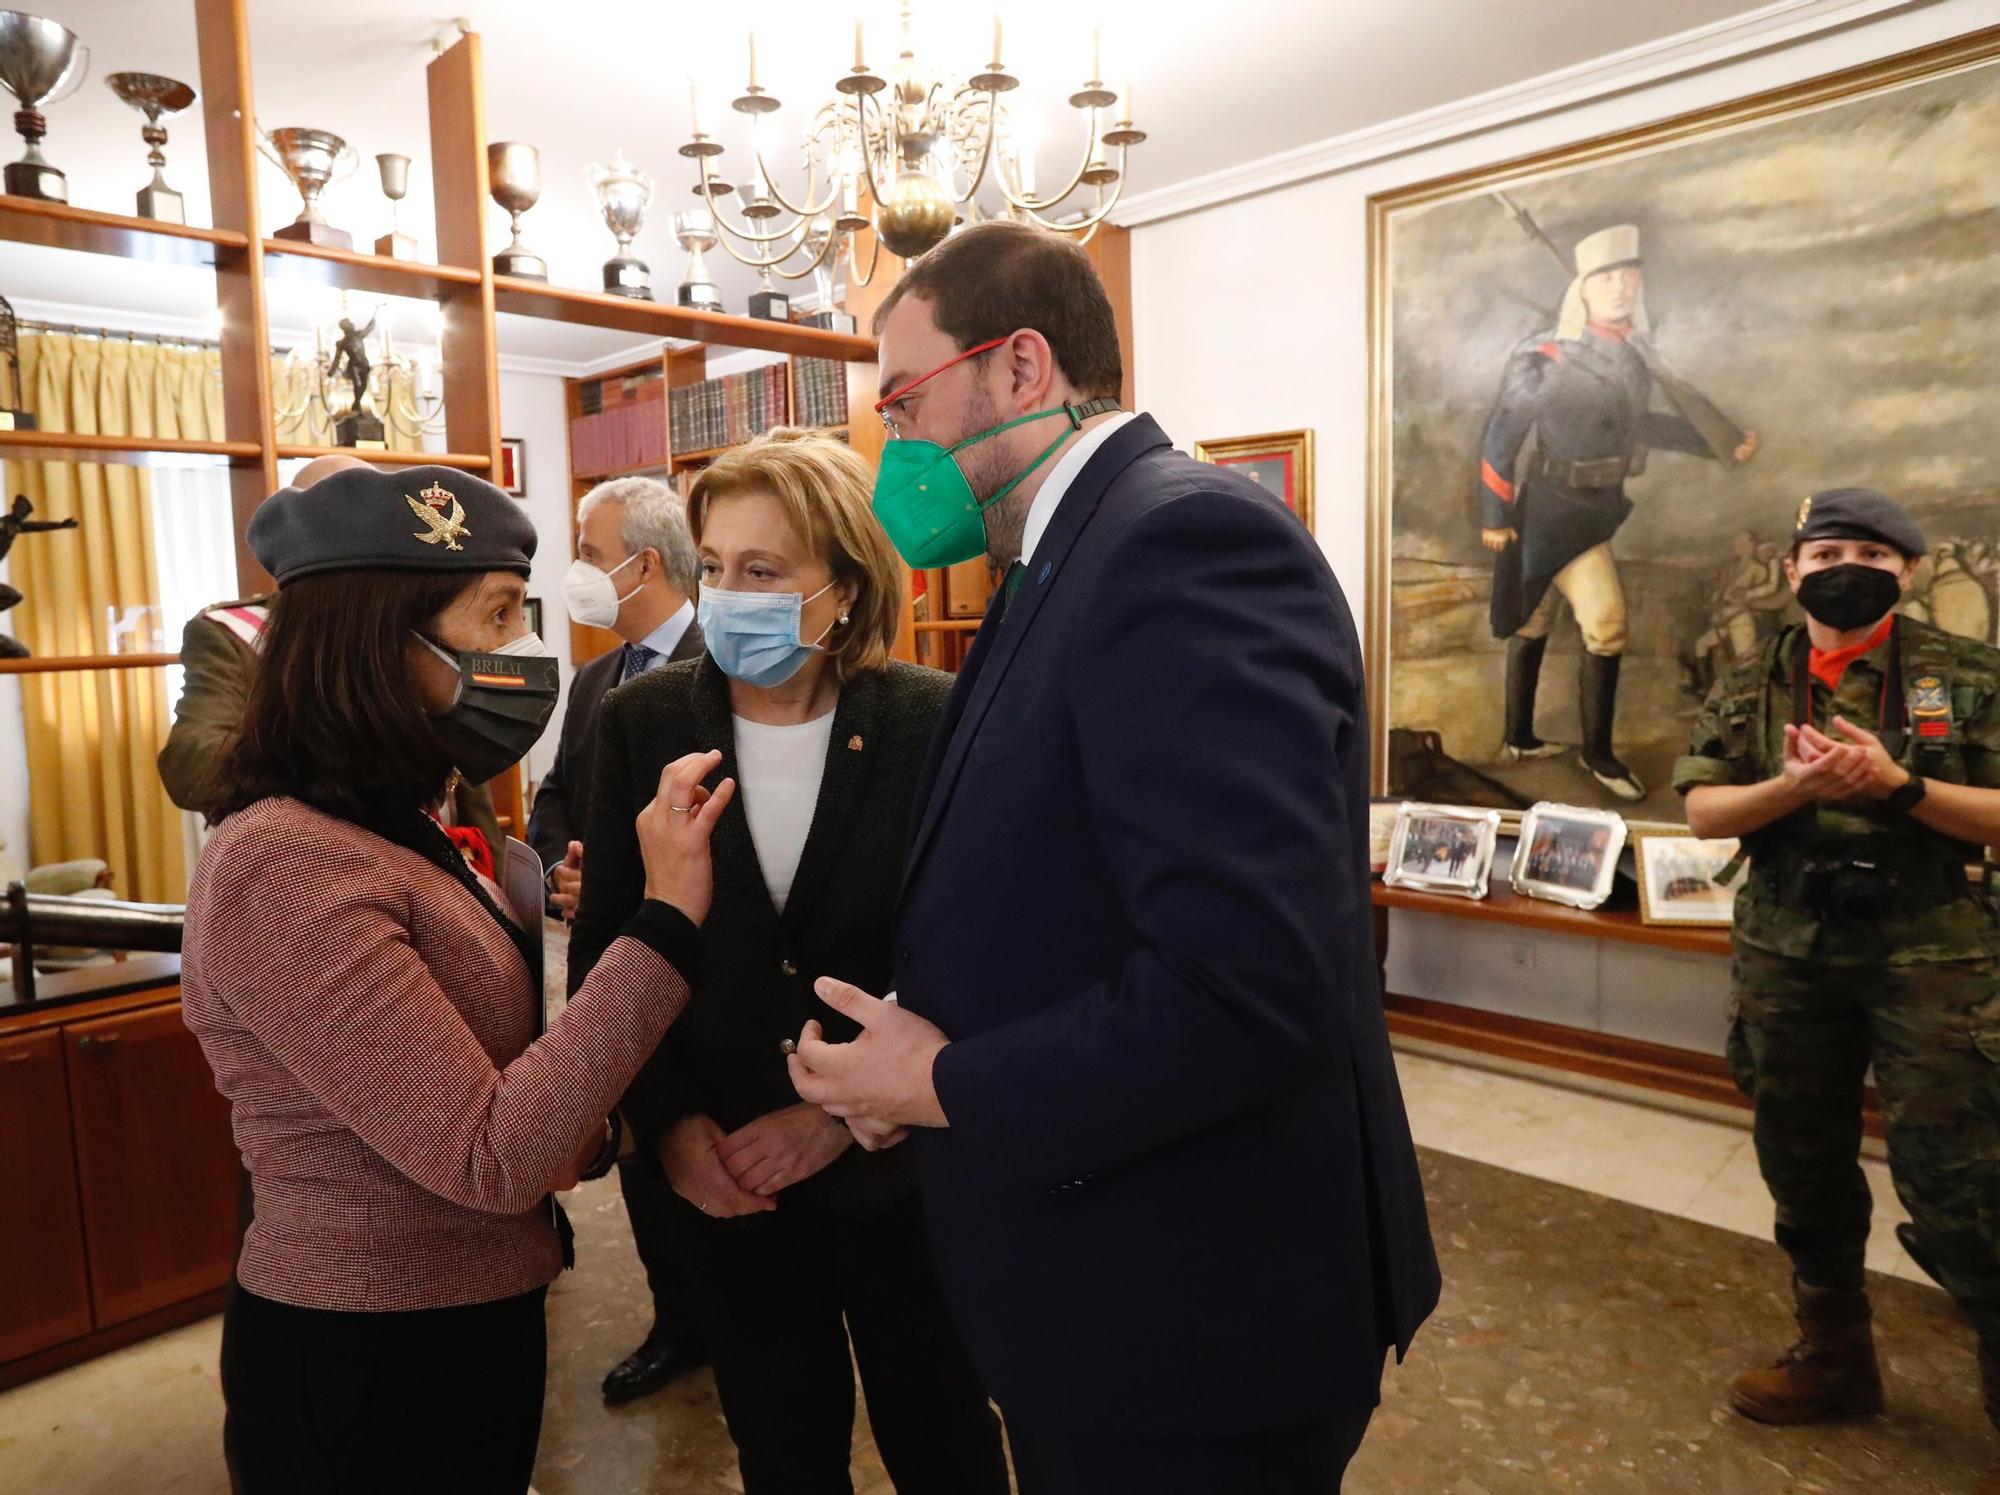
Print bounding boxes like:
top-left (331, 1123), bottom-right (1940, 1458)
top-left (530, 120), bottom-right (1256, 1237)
top-left (1783, 715), bottom-right (1911, 804)
top-left (786, 978), bottom-right (952, 1154)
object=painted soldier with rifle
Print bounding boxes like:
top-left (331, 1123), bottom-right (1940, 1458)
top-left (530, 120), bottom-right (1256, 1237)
top-left (1478, 204), bottom-right (1760, 801)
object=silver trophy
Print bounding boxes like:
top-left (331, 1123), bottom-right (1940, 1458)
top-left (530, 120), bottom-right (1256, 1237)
top-left (105, 72), bottom-right (195, 223)
top-left (257, 126), bottom-right (359, 248)
top-left (373, 152), bottom-right (417, 261)
top-left (488, 142), bottom-right (547, 280)
top-left (586, 150), bottom-right (655, 299)
top-left (0, 12), bottom-right (86, 203)
top-left (802, 216), bottom-right (855, 334)
top-left (674, 208), bottom-right (723, 313)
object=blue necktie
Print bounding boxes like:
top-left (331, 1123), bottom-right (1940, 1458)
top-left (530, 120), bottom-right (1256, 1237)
top-left (621, 643), bottom-right (660, 683)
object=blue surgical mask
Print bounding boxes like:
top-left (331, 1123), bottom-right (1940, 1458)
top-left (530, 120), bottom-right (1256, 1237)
top-left (699, 581), bottom-right (840, 688)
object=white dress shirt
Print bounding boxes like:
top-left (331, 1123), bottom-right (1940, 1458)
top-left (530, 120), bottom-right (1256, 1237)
top-left (1018, 410), bottom-right (1139, 567)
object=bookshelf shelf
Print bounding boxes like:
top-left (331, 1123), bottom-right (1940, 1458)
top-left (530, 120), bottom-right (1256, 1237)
top-left (0, 194), bottom-right (247, 265)
top-left (260, 239), bottom-right (483, 299)
top-left (0, 652), bottom-right (180, 676)
top-left (274, 444), bottom-right (493, 470)
top-left (495, 278), bottom-right (878, 361)
top-left (0, 430), bottom-right (263, 465)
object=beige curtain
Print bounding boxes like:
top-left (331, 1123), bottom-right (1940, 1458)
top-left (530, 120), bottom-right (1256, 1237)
top-left (270, 352), bottom-right (424, 453)
top-left (8, 333), bottom-right (213, 902)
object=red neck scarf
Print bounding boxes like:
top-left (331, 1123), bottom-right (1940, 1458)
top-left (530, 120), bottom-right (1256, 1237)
top-left (1808, 615), bottom-right (1894, 692)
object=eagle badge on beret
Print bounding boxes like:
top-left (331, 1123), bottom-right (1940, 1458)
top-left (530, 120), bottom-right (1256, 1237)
top-left (407, 481), bottom-right (470, 552)
top-left (1795, 494), bottom-right (1812, 530)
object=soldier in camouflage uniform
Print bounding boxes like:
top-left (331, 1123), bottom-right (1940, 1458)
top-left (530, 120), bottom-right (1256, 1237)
top-left (1674, 487), bottom-right (2000, 1491)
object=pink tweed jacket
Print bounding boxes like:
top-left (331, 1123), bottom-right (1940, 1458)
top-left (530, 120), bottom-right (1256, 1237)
top-left (181, 797), bottom-right (693, 1312)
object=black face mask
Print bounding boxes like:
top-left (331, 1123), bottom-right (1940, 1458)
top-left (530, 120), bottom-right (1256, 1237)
top-left (1794, 563), bottom-right (1903, 632)
top-left (414, 633), bottom-right (560, 786)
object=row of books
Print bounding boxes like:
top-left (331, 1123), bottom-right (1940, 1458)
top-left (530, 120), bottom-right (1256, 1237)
top-left (793, 357), bottom-right (849, 430)
top-left (569, 376), bottom-right (666, 476)
top-left (669, 364), bottom-right (791, 455)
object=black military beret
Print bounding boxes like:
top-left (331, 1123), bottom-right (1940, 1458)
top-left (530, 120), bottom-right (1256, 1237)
top-left (1791, 486), bottom-right (1926, 558)
top-left (249, 464), bottom-right (537, 585)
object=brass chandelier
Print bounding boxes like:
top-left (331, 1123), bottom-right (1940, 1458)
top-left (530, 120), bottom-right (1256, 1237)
top-left (679, 2), bottom-right (1145, 294)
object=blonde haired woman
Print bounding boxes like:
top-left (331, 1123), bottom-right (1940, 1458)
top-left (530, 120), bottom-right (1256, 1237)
top-left (569, 430), bottom-right (1008, 1494)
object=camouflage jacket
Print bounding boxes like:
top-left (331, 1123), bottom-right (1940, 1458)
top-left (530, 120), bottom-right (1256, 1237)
top-left (1672, 616), bottom-right (2000, 965)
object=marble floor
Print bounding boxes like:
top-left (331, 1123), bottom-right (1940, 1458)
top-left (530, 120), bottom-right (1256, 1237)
top-left (0, 1050), bottom-right (1980, 1493)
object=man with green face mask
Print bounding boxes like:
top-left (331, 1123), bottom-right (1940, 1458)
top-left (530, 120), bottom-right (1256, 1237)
top-left (784, 221), bottom-right (1440, 1494)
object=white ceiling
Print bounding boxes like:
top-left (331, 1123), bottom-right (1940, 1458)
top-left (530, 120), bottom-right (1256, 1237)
top-left (0, 0), bottom-right (1770, 369)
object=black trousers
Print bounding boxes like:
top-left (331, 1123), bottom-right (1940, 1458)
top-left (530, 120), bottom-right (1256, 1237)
top-left (220, 1281), bottom-right (548, 1495)
top-left (669, 1186), bottom-right (1010, 1495)
top-left (1005, 1404), bottom-right (1376, 1495)
top-left (617, 1149), bottom-right (704, 1346)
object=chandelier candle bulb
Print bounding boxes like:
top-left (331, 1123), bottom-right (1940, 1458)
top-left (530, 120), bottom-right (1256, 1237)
top-left (748, 31), bottom-right (758, 89)
top-left (854, 18), bottom-right (864, 69)
top-left (1091, 27), bottom-right (1101, 83)
top-left (992, 16), bottom-right (1002, 66)
top-left (1121, 79), bottom-right (1133, 124)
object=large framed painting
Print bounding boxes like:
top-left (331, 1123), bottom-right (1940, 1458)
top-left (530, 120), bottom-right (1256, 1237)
top-left (1366, 27), bottom-right (2000, 825)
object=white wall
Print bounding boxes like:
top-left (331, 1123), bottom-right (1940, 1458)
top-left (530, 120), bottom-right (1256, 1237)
top-left (1128, 0), bottom-right (1991, 1051)
top-left (498, 367), bottom-right (579, 790)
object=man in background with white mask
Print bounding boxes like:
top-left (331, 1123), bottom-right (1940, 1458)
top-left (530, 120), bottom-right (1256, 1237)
top-left (528, 473), bottom-right (709, 1406)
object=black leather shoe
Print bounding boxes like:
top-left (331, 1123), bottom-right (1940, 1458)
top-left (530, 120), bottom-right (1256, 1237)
top-left (601, 1326), bottom-right (707, 1405)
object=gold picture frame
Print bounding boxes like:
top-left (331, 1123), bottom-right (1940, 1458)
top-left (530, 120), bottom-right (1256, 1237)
top-left (1363, 24), bottom-right (2000, 819)
top-left (1194, 428), bottom-right (1315, 531)
top-left (1631, 830), bottom-right (1746, 928)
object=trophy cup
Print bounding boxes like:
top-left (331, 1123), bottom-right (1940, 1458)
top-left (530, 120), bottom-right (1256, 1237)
top-left (105, 73), bottom-right (196, 223)
top-left (802, 218), bottom-right (856, 333)
top-left (0, 12), bottom-right (86, 203)
top-left (0, 292), bottom-right (34, 430)
top-left (373, 152), bottom-right (417, 261)
top-left (747, 265), bottom-right (790, 323)
top-left (673, 208), bottom-right (723, 313)
top-left (488, 142), bottom-right (547, 280)
top-left (586, 150), bottom-right (655, 299)
top-left (257, 126), bottom-right (358, 248)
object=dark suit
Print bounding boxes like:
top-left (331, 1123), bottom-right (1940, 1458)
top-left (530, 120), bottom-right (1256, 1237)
top-left (526, 619), bottom-right (703, 1360)
top-left (899, 415), bottom-right (1441, 1485)
top-left (526, 620), bottom-right (704, 874)
top-left (570, 656), bottom-right (1007, 1495)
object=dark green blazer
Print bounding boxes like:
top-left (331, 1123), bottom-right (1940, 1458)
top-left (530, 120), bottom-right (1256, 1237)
top-left (568, 653), bottom-right (953, 1215)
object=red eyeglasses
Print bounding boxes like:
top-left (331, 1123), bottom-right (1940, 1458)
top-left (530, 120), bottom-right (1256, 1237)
top-left (873, 337), bottom-right (1008, 437)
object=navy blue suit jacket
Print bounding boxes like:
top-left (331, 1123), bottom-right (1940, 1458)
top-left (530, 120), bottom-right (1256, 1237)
top-left (898, 415), bottom-right (1440, 1437)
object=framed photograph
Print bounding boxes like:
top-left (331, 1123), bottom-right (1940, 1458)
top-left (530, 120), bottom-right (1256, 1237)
top-left (1511, 802), bottom-right (1627, 910)
top-left (500, 437), bottom-right (527, 497)
top-left (1366, 30), bottom-right (2000, 829)
top-left (523, 597), bottom-right (544, 641)
top-left (1382, 802), bottom-right (1501, 900)
top-left (1632, 832), bottom-right (1746, 927)
top-left (1193, 429), bottom-right (1314, 530)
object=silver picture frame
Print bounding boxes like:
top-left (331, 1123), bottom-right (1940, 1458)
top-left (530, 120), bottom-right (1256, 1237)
top-left (1382, 802), bottom-right (1502, 900)
top-left (1512, 801), bottom-right (1628, 910)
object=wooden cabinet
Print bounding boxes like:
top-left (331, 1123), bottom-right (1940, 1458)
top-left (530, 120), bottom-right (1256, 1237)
top-left (0, 986), bottom-right (239, 1388)
top-left (65, 1005), bottom-right (238, 1326)
top-left (0, 1029), bottom-right (93, 1361)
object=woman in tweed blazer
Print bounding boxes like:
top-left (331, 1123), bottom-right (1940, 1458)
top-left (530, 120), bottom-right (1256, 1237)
top-left (180, 464), bottom-right (727, 1494)
top-left (570, 432), bottom-right (1009, 1494)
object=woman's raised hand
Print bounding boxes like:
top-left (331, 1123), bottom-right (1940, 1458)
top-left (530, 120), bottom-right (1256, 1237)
top-left (635, 750), bottom-right (735, 925)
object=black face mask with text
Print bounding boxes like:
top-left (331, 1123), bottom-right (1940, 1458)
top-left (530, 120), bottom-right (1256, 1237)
top-left (1795, 563), bottom-right (1903, 632)
top-left (413, 632), bottom-right (560, 786)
